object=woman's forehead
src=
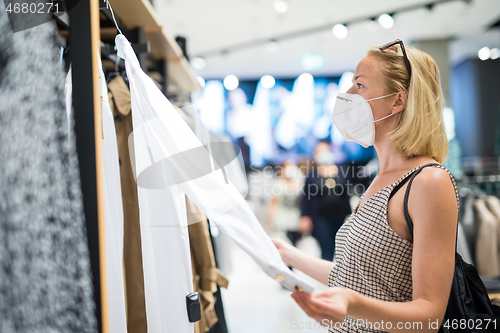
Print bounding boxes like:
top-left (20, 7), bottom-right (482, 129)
top-left (354, 56), bottom-right (383, 80)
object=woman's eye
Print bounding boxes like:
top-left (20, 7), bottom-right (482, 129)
top-left (357, 83), bottom-right (364, 89)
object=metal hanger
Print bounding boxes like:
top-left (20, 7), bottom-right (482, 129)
top-left (108, 3), bottom-right (122, 35)
top-left (100, 0), bottom-right (122, 35)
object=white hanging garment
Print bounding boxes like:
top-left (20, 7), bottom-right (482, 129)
top-left (474, 199), bottom-right (500, 277)
top-left (64, 61), bottom-right (128, 332)
top-left (98, 55), bottom-right (128, 332)
top-left (180, 105), bottom-right (248, 197)
top-left (115, 35), bottom-right (315, 331)
top-left (456, 222), bottom-right (473, 265)
top-left (64, 67), bottom-right (72, 140)
top-left (116, 38), bottom-right (195, 333)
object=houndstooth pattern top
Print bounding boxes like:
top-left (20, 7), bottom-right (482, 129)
top-left (327, 164), bottom-right (458, 333)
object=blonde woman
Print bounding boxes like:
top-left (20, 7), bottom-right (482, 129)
top-left (273, 40), bottom-right (458, 332)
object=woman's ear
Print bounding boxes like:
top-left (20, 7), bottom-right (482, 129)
top-left (392, 91), bottom-right (407, 114)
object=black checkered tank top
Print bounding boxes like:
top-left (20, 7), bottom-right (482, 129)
top-left (327, 164), bottom-right (457, 333)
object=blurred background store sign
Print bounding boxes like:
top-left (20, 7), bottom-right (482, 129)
top-left (301, 54), bottom-right (324, 71)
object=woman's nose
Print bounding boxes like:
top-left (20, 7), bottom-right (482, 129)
top-left (346, 85), bottom-right (355, 94)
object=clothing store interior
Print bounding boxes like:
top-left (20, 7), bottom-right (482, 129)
top-left (1, 0), bottom-right (500, 332)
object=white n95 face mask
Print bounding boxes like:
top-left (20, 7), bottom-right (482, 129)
top-left (331, 92), bottom-right (397, 148)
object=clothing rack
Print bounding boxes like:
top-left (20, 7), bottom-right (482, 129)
top-left (461, 156), bottom-right (500, 177)
top-left (60, 1), bottom-right (201, 332)
top-left (458, 175), bottom-right (500, 198)
top-left (461, 175), bottom-right (500, 183)
top-left (68, 1), bottom-right (106, 332)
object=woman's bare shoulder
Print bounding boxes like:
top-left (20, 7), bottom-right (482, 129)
top-left (409, 165), bottom-right (458, 213)
top-left (414, 165), bottom-right (456, 192)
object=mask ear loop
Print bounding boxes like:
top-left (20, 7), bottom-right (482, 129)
top-left (373, 112), bottom-right (396, 123)
top-left (369, 92), bottom-right (400, 122)
top-left (366, 92), bottom-right (397, 102)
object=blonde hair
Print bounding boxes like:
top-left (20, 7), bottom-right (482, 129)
top-left (367, 45), bottom-right (448, 163)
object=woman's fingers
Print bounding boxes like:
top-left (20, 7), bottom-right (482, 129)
top-left (312, 289), bottom-right (349, 317)
top-left (292, 293), bottom-right (318, 317)
top-left (292, 292), bottom-right (333, 322)
top-left (310, 294), bottom-right (348, 319)
top-left (292, 290), bottom-right (349, 325)
top-left (271, 238), bottom-right (283, 249)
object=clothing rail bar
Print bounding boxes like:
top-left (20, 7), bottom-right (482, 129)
top-left (460, 175), bottom-right (500, 183)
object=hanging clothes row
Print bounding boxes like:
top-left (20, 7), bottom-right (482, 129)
top-left (66, 54), bottom-right (130, 333)
top-left (0, 5), bottom-right (97, 332)
top-left (103, 58), bottom-right (227, 333)
top-left (176, 104), bottom-right (232, 333)
top-left (459, 184), bottom-right (500, 278)
top-left (108, 73), bottom-right (148, 333)
top-left (59, 25), bottom-right (316, 333)
top-left (186, 197), bottom-right (229, 333)
top-left (115, 31), bottom-right (315, 318)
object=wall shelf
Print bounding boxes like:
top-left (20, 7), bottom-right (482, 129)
top-left (108, 0), bottom-right (201, 92)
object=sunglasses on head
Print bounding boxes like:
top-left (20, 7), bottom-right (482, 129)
top-left (379, 39), bottom-right (412, 79)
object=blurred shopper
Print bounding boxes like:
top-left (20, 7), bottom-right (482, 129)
top-left (300, 142), bottom-right (352, 261)
top-left (268, 159), bottom-right (304, 246)
top-left (273, 41), bottom-right (460, 332)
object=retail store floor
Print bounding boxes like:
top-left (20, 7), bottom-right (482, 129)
top-left (220, 234), bottom-right (329, 333)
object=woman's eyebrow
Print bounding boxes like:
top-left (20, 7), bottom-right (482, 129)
top-left (354, 75), bottom-right (366, 81)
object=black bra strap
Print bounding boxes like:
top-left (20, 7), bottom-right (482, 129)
top-left (389, 174), bottom-right (413, 201)
top-left (389, 163), bottom-right (441, 201)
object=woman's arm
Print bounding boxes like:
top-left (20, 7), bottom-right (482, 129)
top-left (292, 167), bottom-right (458, 332)
top-left (272, 238), bottom-right (334, 286)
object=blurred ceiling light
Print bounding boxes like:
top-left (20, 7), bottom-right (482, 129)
top-left (478, 47), bottom-right (491, 61)
top-left (298, 73), bottom-right (314, 86)
top-left (223, 75), bottom-right (239, 90)
top-left (378, 13), bottom-right (394, 29)
top-left (332, 23), bottom-right (348, 39)
top-left (191, 57), bottom-right (205, 70)
top-left (301, 53), bottom-right (324, 70)
top-left (364, 19), bottom-right (379, 32)
top-left (196, 76), bottom-right (205, 88)
top-left (267, 40), bottom-right (280, 53)
top-left (260, 75), bottom-right (276, 89)
top-left (490, 48), bottom-right (499, 60)
top-left (273, 0), bottom-right (288, 14)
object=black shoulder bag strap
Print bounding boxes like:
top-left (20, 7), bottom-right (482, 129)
top-left (388, 167), bottom-right (427, 202)
top-left (402, 163), bottom-right (442, 243)
top-left (400, 164), bottom-right (500, 319)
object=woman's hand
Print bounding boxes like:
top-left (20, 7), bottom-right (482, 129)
top-left (272, 238), bottom-right (336, 285)
top-left (291, 287), bottom-right (356, 326)
top-left (271, 238), bottom-right (296, 265)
